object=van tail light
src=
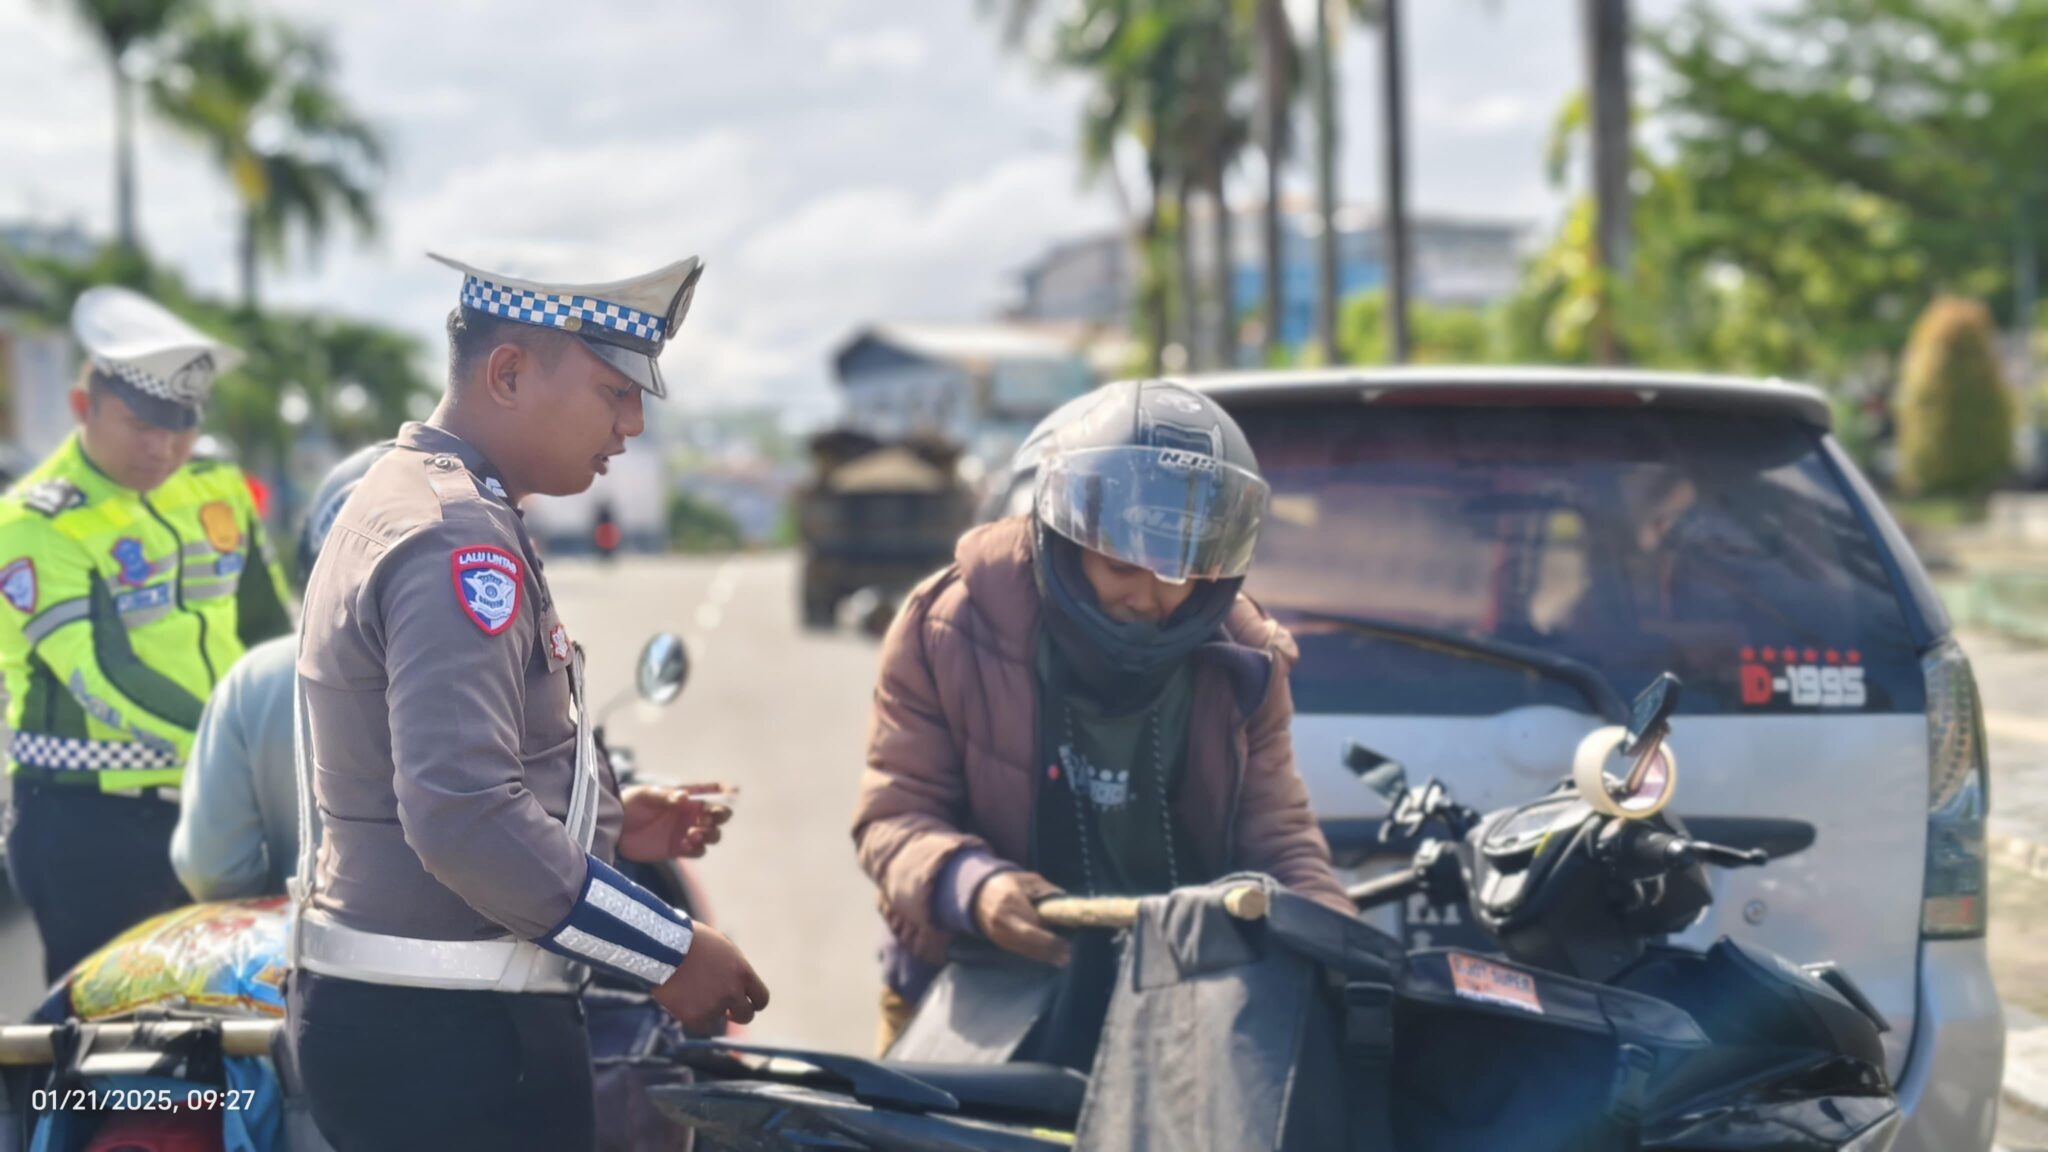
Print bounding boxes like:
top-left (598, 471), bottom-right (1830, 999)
top-left (1920, 641), bottom-right (1988, 938)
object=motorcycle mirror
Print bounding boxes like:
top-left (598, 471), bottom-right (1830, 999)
top-left (636, 633), bottom-right (690, 706)
top-left (1620, 673), bottom-right (1683, 756)
top-left (1343, 740), bottom-right (1410, 802)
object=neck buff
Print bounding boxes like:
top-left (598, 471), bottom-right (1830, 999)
top-left (1032, 523), bottom-right (1241, 713)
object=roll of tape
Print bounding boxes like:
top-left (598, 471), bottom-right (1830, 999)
top-left (1572, 726), bottom-right (1678, 819)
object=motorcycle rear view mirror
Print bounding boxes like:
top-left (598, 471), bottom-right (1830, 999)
top-left (636, 633), bottom-right (690, 707)
top-left (1343, 740), bottom-right (1409, 804)
top-left (1620, 673), bottom-right (1683, 757)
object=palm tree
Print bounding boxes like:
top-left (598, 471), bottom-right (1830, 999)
top-left (154, 13), bottom-right (385, 308)
top-left (1253, 0), bottom-right (1298, 363)
top-left (984, 0), bottom-right (1255, 372)
top-left (55, 0), bottom-right (198, 252)
top-left (1165, 0), bottom-right (1251, 370)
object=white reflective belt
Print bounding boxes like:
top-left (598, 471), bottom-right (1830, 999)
top-left (298, 911), bottom-right (586, 994)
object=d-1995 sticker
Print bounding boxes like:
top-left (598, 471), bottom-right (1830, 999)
top-left (1738, 646), bottom-right (1866, 709)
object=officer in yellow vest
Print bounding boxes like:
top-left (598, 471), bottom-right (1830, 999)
top-left (0, 286), bottom-right (290, 982)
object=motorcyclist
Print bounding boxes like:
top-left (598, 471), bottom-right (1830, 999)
top-left (851, 379), bottom-right (1351, 1055)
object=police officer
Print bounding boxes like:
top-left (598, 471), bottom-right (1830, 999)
top-left (289, 253), bottom-right (768, 1152)
top-left (0, 286), bottom-right (290, 982)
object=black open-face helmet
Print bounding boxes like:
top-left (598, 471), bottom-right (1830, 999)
top-left (1032, 380), bottom-right (1268, 584)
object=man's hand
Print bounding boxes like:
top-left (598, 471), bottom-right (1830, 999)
top-left (651, 923), bottom-right (771, 1033)
top-left (618, 784), bottom-right (733, 863)
top-left (972, 870), bottom-right (1071, 968)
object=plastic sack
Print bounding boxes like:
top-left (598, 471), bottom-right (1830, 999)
top-left (67, 900), bottom-right (289, 1022)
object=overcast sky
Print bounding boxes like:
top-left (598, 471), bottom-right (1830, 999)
top-left (0, 0), bottom-right (1759, 424)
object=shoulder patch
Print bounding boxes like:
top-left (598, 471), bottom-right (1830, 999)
top-left (450, 545), bottom-right (522, 635)
top-left (17, 479), bottom-right (85, 519)
top-left (199, 501), bottom-right (244, 552)
top-left (0, 558), bottom-right (36, 614)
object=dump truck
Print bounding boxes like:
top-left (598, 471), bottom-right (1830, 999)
top-left (795, 430), bottom-right (974, 631)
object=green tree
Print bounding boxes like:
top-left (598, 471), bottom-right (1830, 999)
top-left (1637, 0), bottom-right (2048, 371)
top-left (1894, 296), bottom-right (2015, 498)
top-left (153, 12), bottom-right (385, 308)
top-left (52, 0), bottom-right (200, 251)
top-left (1338, 289), bottom-right (1499, 365)
top-left (668, 491), bottom-right (743, 553)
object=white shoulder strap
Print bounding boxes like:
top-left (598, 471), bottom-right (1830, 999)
top-left (287, 646), bottom-right (317, 967)
top-left (564, 647), bottom-right (600, 853)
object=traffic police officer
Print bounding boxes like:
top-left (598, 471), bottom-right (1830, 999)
top-left (0, 286), bottom-right (289, 982)
top-left (289, 252), bottom-right (769, 1152)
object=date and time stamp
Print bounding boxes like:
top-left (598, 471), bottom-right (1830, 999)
top-left (30, 1087), bottom-right (259, 1112)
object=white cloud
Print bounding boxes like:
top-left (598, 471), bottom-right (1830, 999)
top-left (826, 29), bottom-right (929, 75)
top-left (740, 152), bottom-right (1107, 286)
top-left (1418, 93), bottom-right (1546, 136)
top-left (395, 131), bottom-right (769, 278)
top-left (1, 0), bottom-right (1656, 418)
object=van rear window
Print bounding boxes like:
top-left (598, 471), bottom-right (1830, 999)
top-left (1234, 405), bottom-right (1923, 717)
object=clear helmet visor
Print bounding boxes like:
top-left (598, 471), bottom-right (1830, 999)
top-left (1034, 445), bottom-right (1269, 583)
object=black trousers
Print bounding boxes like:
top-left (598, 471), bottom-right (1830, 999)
top-left (290, 971), bottom-right (596, 1152)
top-left (4, 780), bottom-right (188, 985)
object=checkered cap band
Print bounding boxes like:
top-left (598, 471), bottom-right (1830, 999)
top-left (11, 732), bottom-right (180, 773)
top-left (92, 356), bottom-right (207, 408)
top-left (461, 276), bottom-right (667, 346)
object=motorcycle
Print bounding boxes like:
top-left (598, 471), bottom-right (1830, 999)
top-left (648, 672), bottom-right (1901, 1152)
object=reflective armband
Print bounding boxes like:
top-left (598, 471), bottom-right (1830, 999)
top-left (538, 856), bottom-right (693, 987)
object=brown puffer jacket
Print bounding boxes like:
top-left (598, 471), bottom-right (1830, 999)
top-left (852, 516), bottom-right (1351, 966)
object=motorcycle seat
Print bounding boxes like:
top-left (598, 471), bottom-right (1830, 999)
top-left (886, 1061), bottom-right (1088, 1124)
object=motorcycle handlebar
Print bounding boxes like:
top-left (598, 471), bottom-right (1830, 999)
top-left (1037, 883), bottom-right (1269, 930)
top-left (1346, 868), bottom-right (1424, 911)
top-left (1623, 826), bottom-right (1768, 871)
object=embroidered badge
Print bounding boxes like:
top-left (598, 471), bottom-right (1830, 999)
top-left (215, 552), bottom-right (247, 578)
top-left (450, 546), bottom-right (522, 635)
top-left (199, 501), bottom-right (243, 552)
top-left (548, 623), bottom-right (571, 663)
top-left (0, 558), bottom-right (35, 614)
top-left (110, 538), bottom-right (152, 587)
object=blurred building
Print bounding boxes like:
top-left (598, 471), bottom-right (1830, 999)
top-left (0, 251), bottom-right (74, 474)
top-left (1011, 202), bottom-right (1528, 358)
top-left (0, 221), bottom-right (96, 265)
top-left (831, 321), bottom-right (1121, 480)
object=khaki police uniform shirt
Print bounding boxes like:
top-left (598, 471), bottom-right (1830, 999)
top-left (296, 423), bottom-right (623, 941)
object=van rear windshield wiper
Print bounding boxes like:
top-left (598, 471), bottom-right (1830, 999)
top-left (1280, 609), bottom-right (1628, 724)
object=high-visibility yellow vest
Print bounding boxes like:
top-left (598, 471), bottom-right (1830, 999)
top-left (0, 434), bottom-right (290, 791)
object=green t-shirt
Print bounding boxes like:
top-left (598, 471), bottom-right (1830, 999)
top-left (1033, 636), bottom-right (1200, 896)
